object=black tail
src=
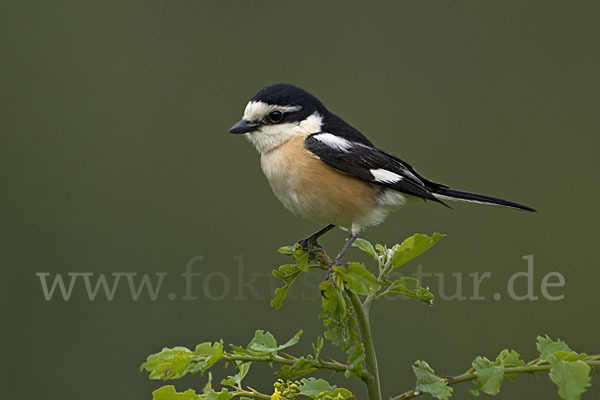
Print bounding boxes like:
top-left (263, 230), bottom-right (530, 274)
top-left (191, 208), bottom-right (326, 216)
top-left (431, 187), bottom-right (536, 212)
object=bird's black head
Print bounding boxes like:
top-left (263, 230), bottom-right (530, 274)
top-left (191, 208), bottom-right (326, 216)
top-left (251, 83), bottom-right (327, 114)
top-left (229, 83), bottom-right (327, 134)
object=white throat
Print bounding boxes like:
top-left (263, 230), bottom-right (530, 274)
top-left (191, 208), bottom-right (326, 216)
top-left (245, 112), bottom-right (323, 154)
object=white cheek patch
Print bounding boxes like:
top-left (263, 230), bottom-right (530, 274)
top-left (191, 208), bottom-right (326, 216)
top-left (243, 101), bottom-right (302, 122)
top-left (370, 168), bottom-right (403, 183)
top-left (299, 113), bottom-right (323, 133)
top-left (313, 133), bottom-right (353, 152)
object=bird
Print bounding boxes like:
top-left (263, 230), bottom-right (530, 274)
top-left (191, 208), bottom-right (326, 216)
top-left (229, 83), bottom-right (535, 273)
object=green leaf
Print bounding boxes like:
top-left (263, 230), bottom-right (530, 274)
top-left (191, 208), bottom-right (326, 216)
top-left (319, 280), bottom-right (364, 377)
top-left (141, 347), bottom-right (195, 380)
top-left (472, 356), bottom-right (504, 396)
top-left (246, 330), bottom-right (302, 355)
top-left (345, 340), bottom-right (365, 378)
top-left (313, 336), bottom-right (324, 359)
top-left (189, 342), bottom-right (224, 375)
top-left (550, 360), bottom-right (591, 400)
top-left (153, 386), bottom-right (201, 400)
top-left (385, 277), bottom-right (434, 304)
top-left (203, 390), bottom-right (233, 400)
top-left (203, 372), bottom-right (213, 394)
top-left (298, 378), bottom-right (353, 399)
top-left (276, 357), bottom-right (317, 379)
top-left (352, 238), bottom-right (377, 259)
top-left (271, 285), bottom-right (291, 309)
top-left (293, 248), bottom-right (310, 272)
top-left (141, 343), bottom-right (223, 380)
top-left (495, 349), bottom-right (524, 368)
top-left (494, 349), bottom-right (524, 380)
top-left (319, 280), bottom-right (349, 350)
top-left (221, 362), bottom-right (251, 387)
top-left (535, 336), bottom-right (592, 399)
top-left (278, 245), bottom-right (295, 255)
top-left (537, 335), bottom-right (572, 361)
top-left (333, 262), bottom-right (383, 295)
top-left (412, 360), bottom-right (453, 400)
top-left (392, 233), bottom-right (443, 270)
top-left (271, 264), bottom-right (305, 308)
top-left (152, 385), bottom-right (232, 400)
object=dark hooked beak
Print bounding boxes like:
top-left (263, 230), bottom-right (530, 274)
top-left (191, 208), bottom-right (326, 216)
top-left (229, 119), bottom-right (261, 134)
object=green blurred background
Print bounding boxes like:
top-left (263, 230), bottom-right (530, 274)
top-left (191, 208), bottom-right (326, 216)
top-left (2, 1), bottom-right (599, 399)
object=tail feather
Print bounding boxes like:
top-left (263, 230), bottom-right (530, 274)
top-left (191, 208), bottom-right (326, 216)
top-left (431, 187), bottom-right (536, 212)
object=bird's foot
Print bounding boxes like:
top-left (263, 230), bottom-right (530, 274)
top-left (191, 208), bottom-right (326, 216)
top-left (323, 260), bottom-right (346, 281)
top-left (298, 236), bottom-right (322, 254)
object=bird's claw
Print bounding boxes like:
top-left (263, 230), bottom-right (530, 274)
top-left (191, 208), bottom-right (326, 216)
top-left (298, 236), bottom-right (322, 254)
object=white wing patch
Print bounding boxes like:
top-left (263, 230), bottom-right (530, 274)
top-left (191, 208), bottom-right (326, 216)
top-left (313, 133), bottom-right (353, 152)
top-left (370, 168), bottom-right (403, 183)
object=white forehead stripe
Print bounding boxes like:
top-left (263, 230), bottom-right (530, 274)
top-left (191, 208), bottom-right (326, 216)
top-left (313, 133), bottom-right (353, 152)
top-left (243, 101), bottom-right (302, 121)
top-left (370, 169), bottom-right (403, 183)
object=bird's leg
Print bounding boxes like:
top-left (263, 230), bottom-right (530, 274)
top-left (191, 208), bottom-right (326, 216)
top-left (298, 224), bottom-right (335, 253)
top-left (324, 231), bottom-right (359, 280)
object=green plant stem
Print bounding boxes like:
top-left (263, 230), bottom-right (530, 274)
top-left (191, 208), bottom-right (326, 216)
top-left (347, 289), bottom-right (382, 400)
top-left (363, 252), bottom-right (391, 314)
top-left (235, 391), bottom-right (271, 400)
top-left (221, 353), bottom-right (350, 374)
top-left (390, 360), bottom-right (600, 400)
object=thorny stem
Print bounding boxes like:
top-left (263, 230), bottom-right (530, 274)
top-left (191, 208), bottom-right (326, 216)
top-left (390, 360), bottom-right (600, 400)
top-left (347, 289), bottom-right (382, 400)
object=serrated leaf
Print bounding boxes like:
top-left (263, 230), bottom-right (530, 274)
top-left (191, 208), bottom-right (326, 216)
top-left (494, 349), bottom-right (524, 380)
top-left (550, 360), bottom-right (591, 400)
top-left (153, 385), bottom-right (201, 400)
top-left (537, 335), bottom-right (572, 361)
top-left (412, 360), bottom-right (453, 400)
top-left (494, 349), bottom-right (524, 368)
top-left (333, 262), bottom-right (383, 295)
top-left (298, 378), bottom-right (353, 399)
top-left (246, 330), bottom-right (302, 355)
top-left (392, 233), bottom-right (443, 270)
top-left (352, 238), bottom-right (377, 259)
top-left (276, 357), bottom-right (317, 379)
top-left (472, 356), bottom-right (504, 395)
top-left (271, 264), bottom-right (305, 308)
top-left (385, 277), bottom-right (434, 303)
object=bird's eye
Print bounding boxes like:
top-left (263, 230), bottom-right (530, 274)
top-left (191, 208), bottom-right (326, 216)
top-left (268, 110), bottom-right (283, 123)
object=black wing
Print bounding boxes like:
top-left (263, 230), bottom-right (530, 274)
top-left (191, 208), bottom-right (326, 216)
top-left (304, 133), bottom-right (447, 206)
